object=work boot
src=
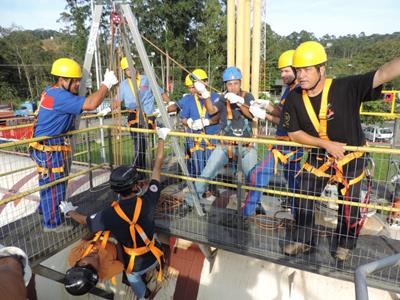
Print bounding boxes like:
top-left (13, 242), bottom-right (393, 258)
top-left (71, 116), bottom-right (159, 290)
top-left (283, 242), bottom-right (311, 256)
top-left (334, 247), bottom-right (351, 261)
top-left (43, 224), bottom-right (74, 233)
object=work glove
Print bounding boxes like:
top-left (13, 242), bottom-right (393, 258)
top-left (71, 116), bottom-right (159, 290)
top-left (59, 201), bottom-right (78, 217)
top-left (194, 82), bottom-right (210, 99)
top-left (98, 106), bottom-right (111, 117)
top-left (251, 99), bottom-right (272, 110)
top-left (101, 68), bottom-right (118, 90)
top-left (156, 127), bottom-right (171, 140)
top-left (153, 108), bottom-right (162, 118)
top-left (225, 92), bottom-right (245, 106)
top-left (186, 118), bottom-right (194, 129)
top-left (249, 104), bottom-right (266, 120)
top-left (192, 119), bottom-right (210, 130)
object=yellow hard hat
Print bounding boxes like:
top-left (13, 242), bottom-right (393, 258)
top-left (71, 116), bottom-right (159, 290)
top-left (185, 74), bottom-right (194, 86)
top-left (192, 69), bottom-right (208, 80)
top-left (51, 58), bottom-right (82, 78)
top-left (278, 50), bottom-right (295, 69)
top-left (185, 69), bottom-right (208, 86)
top-left (293, 41), bottom-right (327, 68)
top-left (121, 57), bottom-right (135, 70)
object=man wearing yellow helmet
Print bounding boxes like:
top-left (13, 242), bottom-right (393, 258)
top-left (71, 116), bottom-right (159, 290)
top-left (30, 58), bottom-right (118, 232)
top-left (281, 40), bottom-right (400, 260)
top-left (116, 57), bottom-right (169, 171)
top-left (243, 50), bottom-right (303, 217)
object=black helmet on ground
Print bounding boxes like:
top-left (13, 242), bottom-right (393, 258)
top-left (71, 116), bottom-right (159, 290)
top-left (110, 165), bottom-right (139, 193)
top-left (64, 266), bottom-right (99, 296)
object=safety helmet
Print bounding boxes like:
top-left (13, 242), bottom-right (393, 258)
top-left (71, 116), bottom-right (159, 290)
top-left (51, 58), bottom-right (82, 78)
top-left (292, 41), bottom-right (327, 68)
top-left (109, 165), bottom-right (139, 193)
top-left (64, 266), bottom-right (99, 296)
top-left (223, 67), bottom-right (242, 82)
top-left (278, 50), bottom-right (295, 69)
top-left (121, 57), bottom-right (135, 70)
top-left (185, 69), bottom-right (208, 86)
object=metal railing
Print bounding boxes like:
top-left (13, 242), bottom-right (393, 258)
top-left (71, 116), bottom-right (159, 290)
top-left (0, 123), bottom-right (399, 293)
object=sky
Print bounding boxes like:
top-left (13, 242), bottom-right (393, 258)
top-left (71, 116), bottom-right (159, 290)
top-left (0, 0), bottom-right (399, 38)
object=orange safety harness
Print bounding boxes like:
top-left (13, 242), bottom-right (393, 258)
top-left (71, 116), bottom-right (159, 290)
top-left (82, 231), bottom-right (111, 257)
top-left (126, 75), bottom-right (156, 129)
top-left (269, 82), bottom-right (302, 172)
top-left (111, 198), bottom-right (164, 281)
top-left (297, 78), bottom-right (370, 233)
top-left (189, 95), bottom-right (216, 153)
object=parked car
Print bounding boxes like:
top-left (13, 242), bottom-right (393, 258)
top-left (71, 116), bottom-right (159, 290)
top-left (364, 125), bottom-right (393, 142)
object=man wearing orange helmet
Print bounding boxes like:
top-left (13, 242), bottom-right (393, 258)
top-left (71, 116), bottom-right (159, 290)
top-left (30, 58), bottom-right (118, 232)
top-left (281, 41), bottom-right (400, 260)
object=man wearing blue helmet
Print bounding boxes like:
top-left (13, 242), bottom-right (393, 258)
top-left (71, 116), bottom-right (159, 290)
top-left (185, 66), bottom-right (258, 215)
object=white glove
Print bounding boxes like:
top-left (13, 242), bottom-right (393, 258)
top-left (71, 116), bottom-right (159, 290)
top-left (59, 201), bottom-right (78, 217)
top-left (153, 108), bottom-right (161, 118)
top-left (252, 99), bottom-right (272, 110)
top-left (98, 107), bottom-right (111, 117)
top-left (156, 127), bottom-right (171, 140)
top-left (101, 68), bottom-right (118, 90)
top-left (187, 118), bottom-right (194, 129)
top-left (249, 105), bottom-right (266, 120)
top-left (194, 82), bottom-right (210, 99)
top-left (225, 92), bottom-right (245, 106)
top-left (192, 118), bottom-right (210, 130)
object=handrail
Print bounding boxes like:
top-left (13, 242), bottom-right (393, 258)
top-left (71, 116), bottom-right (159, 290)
top-left (1, 125), bottom-right (399, 211)
top-left (0, 164), bottom-right (106, 206)
top-left (355, 253), bottom-right (400, 300)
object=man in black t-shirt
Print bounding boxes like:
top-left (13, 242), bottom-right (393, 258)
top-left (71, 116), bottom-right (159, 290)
top-left (59, 127), bottom-right (171, 298)
top-left (281, 40), bottom-right (400, 261)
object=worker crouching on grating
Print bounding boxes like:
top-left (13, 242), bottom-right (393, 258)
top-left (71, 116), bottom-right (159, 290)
top-left (60, 127), bottom-right (170, 299)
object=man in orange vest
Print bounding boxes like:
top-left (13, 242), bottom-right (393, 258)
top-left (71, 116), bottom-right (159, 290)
top-left (281, 41), bottom-right (400, 260)
top-left (60, 127), bottom-right (170, 298)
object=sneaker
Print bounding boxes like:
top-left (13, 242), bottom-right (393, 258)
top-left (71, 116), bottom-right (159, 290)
top-left (43, 224), bottom-right (74, 233)
top-left (335, 247), bottom-right (351, 261)
top-left (283, 242), bottom-right (311, 256)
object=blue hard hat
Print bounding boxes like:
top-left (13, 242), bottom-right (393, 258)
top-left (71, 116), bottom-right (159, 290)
top-left (223, 67), bottom-right (242, 82)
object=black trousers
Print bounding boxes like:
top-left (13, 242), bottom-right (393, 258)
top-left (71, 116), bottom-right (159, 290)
top-left (286, 152), bottom-right (366, 250)
top-left (128, 112), bottom-right (155, 169)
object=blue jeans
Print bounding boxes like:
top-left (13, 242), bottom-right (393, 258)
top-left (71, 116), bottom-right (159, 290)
top-left (186, 144), bottom-right (258, 205)
top-left (242, 146), bottom-right (303, 216)
top-left (126, 260), bottom-right (159, 299)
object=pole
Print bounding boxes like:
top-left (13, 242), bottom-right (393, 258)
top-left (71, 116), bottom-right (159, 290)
top-left (251, 0), bottom-right (261, 98)
top-left (242, 0), bottom-right (251, 91)
top-left (122, 4), bottom-right (205, 217)
top-left (236, 0), bottom-right (245, 73)
top-left (227, 0), bottom-right (235, 67)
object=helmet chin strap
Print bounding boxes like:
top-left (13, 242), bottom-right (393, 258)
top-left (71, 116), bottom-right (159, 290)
top-left (307, 67), bottom-right (322, 92)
